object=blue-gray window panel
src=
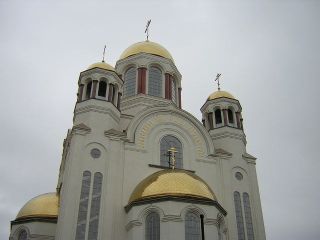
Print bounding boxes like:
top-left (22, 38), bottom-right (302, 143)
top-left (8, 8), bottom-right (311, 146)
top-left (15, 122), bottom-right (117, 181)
top-left (124, 68), bottom-right (136, 97)
top-left (145, 212), bottom-right (160, 240)
top-left (75, 171), bottom-right (91, 240)
top-left (234, 191), bottom-right (245, 240)
top-left (148, 67), bottom-right (162, 97)
top-left (88, 172), bottom-right (103, 240)
top-left (243, 193), bottom-right (255, 240)
top-left (185, 212), bottom-right (200, 240)
top-left (172, 79), bottom-right (176, 103)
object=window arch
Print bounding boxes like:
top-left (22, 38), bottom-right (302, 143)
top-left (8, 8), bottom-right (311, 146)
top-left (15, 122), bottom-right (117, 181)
top-left (18, 230), bottom-right (28, 240)
top-left (234, 191), bottom-right (245, 240)
top-left (215, 108), bottom-right (222, 125)
top-left (124, 67), bottom-right (136, 97)
top-left (98, 80), bottom-right (107, 98)
top-left (160, 135), bottom-right (183, 168)
top-left (148, 67), bottom-right (162, 97)
top-left (228, 108), bottom-right (234, 124)
top-left (85, 81), bottom-right (93, 99)
top-left (185, 211), bottom-right (200, 240)
top-left (145, 212), bottom-right (160, 240)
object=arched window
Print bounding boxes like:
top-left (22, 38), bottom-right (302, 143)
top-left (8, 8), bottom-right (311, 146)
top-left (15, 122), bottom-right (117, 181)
top-left (18, 230), bottom-right (27, 240)
top-left (75, 171), bottom-right (92, 240)
top-left (234, 191), bottom-right (245, 240)
top-left (88, 172), bottom-right (103, 240)
top-left (124, 67), bottom-right (136, 97)
top-left (243, 193), bottom-right (254, 240)
top-left (185, 212), bottom-right (200, 240)
top-left (145, 212), bottom-right (160, 240)
top-left (85, 81), bottom-right (92, 99)
top-left (160, 135), bottom-right (183, 168)
top-left (228, 109), bottom-right (234, 124)
top-left (148, 67), bottom-right (162, 97)
top-left (171, 79), bottom-right (177, 103)
top-left (215, 109), bottom-right (222, 125)
top-left (98, 81), bottom-right (107, 98)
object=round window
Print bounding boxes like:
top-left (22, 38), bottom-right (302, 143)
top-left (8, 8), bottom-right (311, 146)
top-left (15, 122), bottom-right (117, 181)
top-left (235, 172), bottom-right (243, 181)
top-left (90, 148), bottom-right (101, 158)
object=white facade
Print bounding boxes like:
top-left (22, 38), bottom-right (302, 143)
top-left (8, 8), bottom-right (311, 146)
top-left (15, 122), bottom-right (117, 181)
top-left (10, 40), bottom-right (266, 240)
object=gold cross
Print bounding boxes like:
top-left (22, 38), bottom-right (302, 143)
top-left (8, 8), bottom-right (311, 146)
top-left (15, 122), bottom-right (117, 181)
top-left (215, 73), bottom-right (222, 91)
top-left (168, 147), bottom-right (178, 169)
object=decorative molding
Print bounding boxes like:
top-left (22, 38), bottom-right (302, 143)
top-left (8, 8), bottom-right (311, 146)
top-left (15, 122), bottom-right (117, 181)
top-left (125, 220), bottom-right (142, 231)
top-left (210, 130), bottom-right (247, 145)
top-left (243, 152), bottom-right (257, 164)
top-left (75, 103), bottom-right (120, 123)
top-left (72, 123), bottom-right (91, 135)
top-left (161, 214), bottom-right (182, 222)
top-left (204, 218), bottom-right (218, 226)
top-left (104, 129), bottom-right (127, 141)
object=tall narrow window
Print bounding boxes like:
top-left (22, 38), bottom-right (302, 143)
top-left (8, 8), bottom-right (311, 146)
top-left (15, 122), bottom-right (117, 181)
top-left (85, 81), bottom-right (92, 99)
top-left (75, 171), bottom-right (92, 240)
top-left (234, 191), bottom-right (245, 240)
top-left (243, 193), bottom-right (255, 240)
top-left (148, 67), bottom-right (162, 97)
top-left (145, 212), bottom-right (160, 240)
top-left (185, 212), bottom-right (200, 240)
top-left (18, 230), bottom-right (28, 240)
top-left (160, 135), bottom-right (183, 168)
top-left (98, 81), bottom-right (107, 98)
top-left (124, 67), bottom-right (136, 97)
top-left (88, 173), bottom-right (103, 240)
top-left (228, 109), bottom-right (234, 124)
top-left (171, 79), bottom-right (177, 103)
top-left (215, 109), bottom-right (222, 125)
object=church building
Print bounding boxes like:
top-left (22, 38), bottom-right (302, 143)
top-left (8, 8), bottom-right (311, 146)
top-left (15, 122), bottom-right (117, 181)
top-left (9, 39), bottom-right (266, 240)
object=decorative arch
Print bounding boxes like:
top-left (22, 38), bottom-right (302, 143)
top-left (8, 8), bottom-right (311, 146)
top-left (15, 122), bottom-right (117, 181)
top-left (12, 226), bottom-right (30, 240)
top-left (126, 106), bottom-right (215, 159)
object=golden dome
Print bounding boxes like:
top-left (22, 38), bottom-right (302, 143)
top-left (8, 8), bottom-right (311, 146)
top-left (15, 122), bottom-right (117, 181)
top-left (87, 61), bottom-right (115, 72)
top-left (207, 90), bottom-right (235, 101)
top-left (119, 41), bottom-right (174, 62)
top-left (16, 193), bottom-right (59, 220)
top-left (128, 169), bottom-right (216, 204)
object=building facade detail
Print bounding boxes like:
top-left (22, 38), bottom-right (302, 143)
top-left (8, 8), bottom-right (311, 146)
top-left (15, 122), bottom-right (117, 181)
top-left (10, 40), bottom-right (266, 240)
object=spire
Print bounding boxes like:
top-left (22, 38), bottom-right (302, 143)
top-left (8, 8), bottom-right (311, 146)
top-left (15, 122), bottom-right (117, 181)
top-left (214, 73), bottom-right (222, 91)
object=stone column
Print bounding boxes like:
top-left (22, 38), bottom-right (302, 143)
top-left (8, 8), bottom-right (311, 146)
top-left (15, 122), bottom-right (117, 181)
top-left (91, 80), bottom-right (98, 98)
top-left (178, 87), bottom-right (182, 109)
top-left (78, 84), bottom-right (84, 102)
top-left (138, 67), bottom-right (146, 94)
top-left (222, 109), bottom-right (228, 126)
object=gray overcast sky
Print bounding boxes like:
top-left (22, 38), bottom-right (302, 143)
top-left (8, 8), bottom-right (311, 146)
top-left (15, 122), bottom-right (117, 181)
top-left (1, 0), bottom-right (320, 239)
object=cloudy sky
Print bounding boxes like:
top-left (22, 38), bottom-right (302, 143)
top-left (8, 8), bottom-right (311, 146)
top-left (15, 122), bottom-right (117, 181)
top-left (1, 0), bottom-right (320, 239)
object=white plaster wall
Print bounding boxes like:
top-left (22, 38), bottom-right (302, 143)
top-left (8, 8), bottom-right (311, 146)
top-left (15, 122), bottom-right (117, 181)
top-left (10, 221), bottom-right (56, 240)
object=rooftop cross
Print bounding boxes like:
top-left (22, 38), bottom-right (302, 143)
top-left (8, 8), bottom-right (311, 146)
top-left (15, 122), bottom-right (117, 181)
top-left (168, 147), bottom-right (178, 170)
top-left (102, 45), bottom-right (106, 62)
top-left (215, 73), bottom-right (222, 91)
top-left (145, 19), bottom-right (151, 41)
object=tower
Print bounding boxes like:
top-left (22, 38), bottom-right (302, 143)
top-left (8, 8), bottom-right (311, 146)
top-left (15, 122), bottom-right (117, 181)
top-left (10, 39), bottom-right (266, 240)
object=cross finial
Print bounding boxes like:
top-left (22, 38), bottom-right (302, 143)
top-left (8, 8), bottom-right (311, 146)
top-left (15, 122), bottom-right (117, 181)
top-left (102, 45), bottom-right (106, 62)
top-left (145, 19), bottom-right (151, 41)
top-left (168, 147), bottom-right (178, 170)
top-left (215, 73), bottom-right (222, 91)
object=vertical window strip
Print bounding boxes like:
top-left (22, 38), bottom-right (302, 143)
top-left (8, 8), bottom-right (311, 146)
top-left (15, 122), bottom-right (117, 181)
top-left (145, 212), bottom-right (160, 240)
top-left (88, 172), bottom-right (103, 240)
top-left (160, 135), bottom-right (183, 168)
top-left (171, 79), bottom-right (176, 103)
top-left (234, 191), bottom-right (245, 240)
top-left (243, 193), bottom-right (255, 240)
top-left (185, 212), bottom-right (200, 240)
top-left (75, 171), bottom-right (92, 240)
top-left (148, 67), bottom-right (162, 97)
top-left (124, 68), bottom-right (136, 97)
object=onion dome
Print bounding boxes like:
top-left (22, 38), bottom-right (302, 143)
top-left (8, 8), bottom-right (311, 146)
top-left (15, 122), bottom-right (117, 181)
top-left (128, 169), bottom-right (216, 205)
top-left (87, 61), bottom-right (115, 72)
top-left (207, 90), bottom-right (235, 101)
top-left (119, 40), bottom-right (174, 62)
top-left (16, 193), bottom-right (59, 220)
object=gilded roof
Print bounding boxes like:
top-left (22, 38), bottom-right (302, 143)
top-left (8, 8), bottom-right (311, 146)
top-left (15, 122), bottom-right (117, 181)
top-left (16, 192), bottom-right (59, 220)
top-left (119, 41), bottom-right (174, 62)
top-left (207, 90), bottom-right (235, 100)
top-left (128, 169), bottom-right (216, 204)
top-left (87, 61), bottom-right (115, 72)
